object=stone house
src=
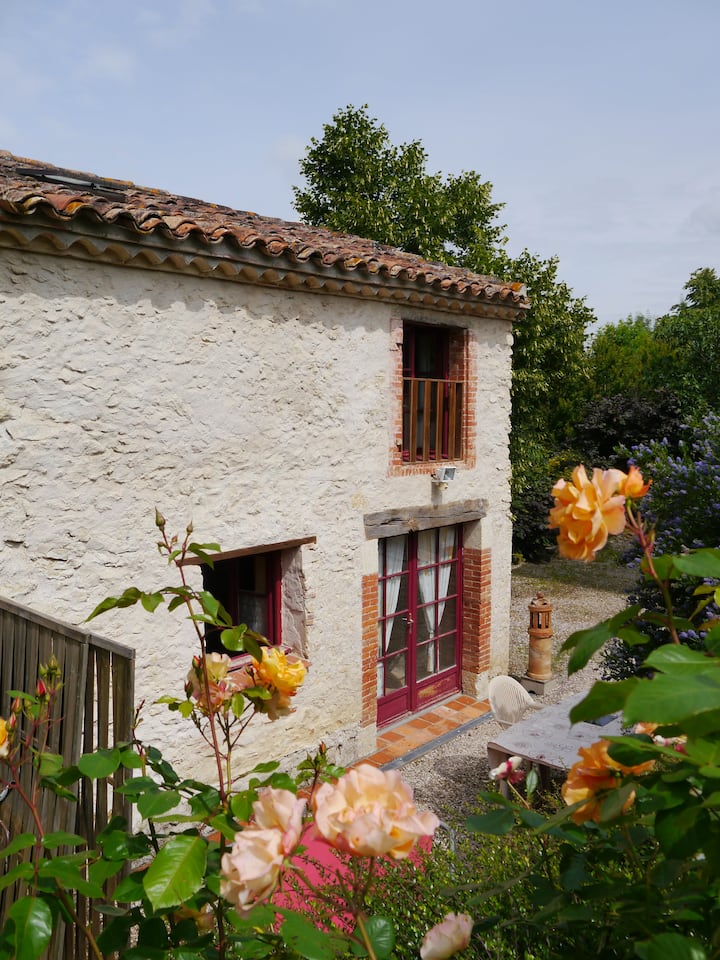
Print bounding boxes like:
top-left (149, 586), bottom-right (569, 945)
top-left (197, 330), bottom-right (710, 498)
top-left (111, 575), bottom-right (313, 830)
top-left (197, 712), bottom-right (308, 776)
top-left (0, 151), bottom-right (528, 777)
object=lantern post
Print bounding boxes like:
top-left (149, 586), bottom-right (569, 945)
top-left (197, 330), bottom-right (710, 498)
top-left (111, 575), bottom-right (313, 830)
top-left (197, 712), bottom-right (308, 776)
top-left (522, 592), bottom-right (556, 695)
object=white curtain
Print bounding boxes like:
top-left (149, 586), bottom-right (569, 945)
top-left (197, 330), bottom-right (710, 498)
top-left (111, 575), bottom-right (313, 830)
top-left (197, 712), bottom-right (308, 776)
top-left (378, 535), bottom-right (407, 695)
top-left (417, 527), bottom-right (456, 673)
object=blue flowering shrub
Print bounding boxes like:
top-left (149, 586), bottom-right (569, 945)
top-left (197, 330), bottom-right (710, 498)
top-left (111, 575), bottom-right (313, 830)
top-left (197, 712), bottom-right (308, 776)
top-left (602, 414), bottom-right (720, 680)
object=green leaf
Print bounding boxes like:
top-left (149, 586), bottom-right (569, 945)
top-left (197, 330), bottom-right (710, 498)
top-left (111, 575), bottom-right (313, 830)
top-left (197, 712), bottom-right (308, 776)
top-left (351, 916), bottom-right (395, 959)
top-left (635, 932), bottom-right (708, 960)
top-left (606, 737), bottom-right (658, 765)
top-left (143, 834), bottom-right (207, 911)
top-left (198, 590), bottom-right (221, 619)
top-left (599, 781), bottom-right (636, 822)
top-left (96, 915), bottom-right (132, 954)
top-left (643, 554), bottom-right (678, 580)
top-left (38, 859), bottom-right (104, 898)
top-left (36, 752), bottom-right (64, 777)
top-left (7, 897), bottom-right (53, 960)
top-left (569, 679), bottom-right (638, 723)
top-left (1, 833), bottom-right (37, 858)
top-left (119, 753), bottom-right (143, 771)
top-left (113, 871), bottom-right (146, 903)
top-left (673, 548), bottom-right (720, 579)
top-left (140, 591), bottom-right (164, 613)
top-left (0, 863), bottom-right (35, 893)
top-left (277, 909), bottom-right (342, 960)
top-left (624, 673), bottom-right (720, 733)
top-left (644, 644), bottom-right (720, 674)
top-left (86, 586), bottom-right (144, 621)
top-left (561, 607), bottom-right (641, 674)
top-left (40, 831), bottom-right (87, 849)
top-left (88, 858), bottom-right (124, 886)
top-left (136, 789), bottom-right (181, 820)
top-left (466, 808), bottom-right (515, 835)
top-left (187, 542), bottom-right (222, 564)
top-left (220, 625), bottom-right (248, 652)
top-left (78, 747), bottom-right (122, 779)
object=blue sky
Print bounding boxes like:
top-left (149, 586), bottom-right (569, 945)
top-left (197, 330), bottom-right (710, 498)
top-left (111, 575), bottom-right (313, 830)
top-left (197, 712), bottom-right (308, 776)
top-left (2, 0), bottom-right (719, 327)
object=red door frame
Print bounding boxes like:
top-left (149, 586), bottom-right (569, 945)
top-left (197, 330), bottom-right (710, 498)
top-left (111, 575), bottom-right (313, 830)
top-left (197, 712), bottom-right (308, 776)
top-left (377, 527), bottom-right (463, 726)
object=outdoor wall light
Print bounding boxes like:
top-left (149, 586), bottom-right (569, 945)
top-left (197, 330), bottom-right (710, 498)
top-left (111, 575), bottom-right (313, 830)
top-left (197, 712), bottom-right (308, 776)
top-left (431, 466), bottom-right (456, 484)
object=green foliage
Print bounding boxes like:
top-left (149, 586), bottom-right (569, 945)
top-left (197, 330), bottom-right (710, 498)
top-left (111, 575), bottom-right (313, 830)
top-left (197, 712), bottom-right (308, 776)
top-left (493, 249), bottom-right (592, 484)
top-left (571, 389), bottom-right (684, 470)
top-left (653, 268), bottom-right (720, 414)
top-left (586, 313), bottom-right (675, 401)
top-left (466, 539), bottom-right (720, 958)
top-left (601, 415), bottom-right (720, 679)
top-left (293, 104), bottom-right (505, 267)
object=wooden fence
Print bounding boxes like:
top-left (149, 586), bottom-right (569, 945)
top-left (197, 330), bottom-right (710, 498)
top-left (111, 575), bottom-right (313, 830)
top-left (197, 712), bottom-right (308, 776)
top-left (0, 595), bottom-right (135, 959)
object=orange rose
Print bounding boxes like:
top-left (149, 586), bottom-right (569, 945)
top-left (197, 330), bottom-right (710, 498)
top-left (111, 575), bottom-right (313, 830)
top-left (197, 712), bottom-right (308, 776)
top-left (253, 648), bottom-right (306, 696)
top-left (251, 648), bottom-right (307, 719)
top-left (619, 465), bottom-right (650, 499)
top-left (562, 739), bottom-right (654, 824)
top-left (312, 763), bottom-right (439, 859)
top-left (549, 465), bottom-right (628, 562)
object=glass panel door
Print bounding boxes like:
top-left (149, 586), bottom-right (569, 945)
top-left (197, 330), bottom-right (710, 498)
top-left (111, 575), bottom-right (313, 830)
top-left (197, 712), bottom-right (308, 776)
top-left (377, 526), bottom-right (463, 726)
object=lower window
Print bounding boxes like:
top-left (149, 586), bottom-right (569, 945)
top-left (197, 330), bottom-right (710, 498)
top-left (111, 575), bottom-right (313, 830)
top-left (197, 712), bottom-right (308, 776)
top-left (202, 552), bottom-right (281, 655)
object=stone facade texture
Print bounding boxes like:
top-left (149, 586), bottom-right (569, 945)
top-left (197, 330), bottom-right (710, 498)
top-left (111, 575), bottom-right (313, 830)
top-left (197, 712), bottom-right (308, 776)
top-left (0, 245), bottom-right (515, 778)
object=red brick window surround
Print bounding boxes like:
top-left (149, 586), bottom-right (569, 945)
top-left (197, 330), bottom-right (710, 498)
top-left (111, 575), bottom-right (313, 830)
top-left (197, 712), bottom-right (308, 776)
top-left (389, 318), bottom-right (476, 476)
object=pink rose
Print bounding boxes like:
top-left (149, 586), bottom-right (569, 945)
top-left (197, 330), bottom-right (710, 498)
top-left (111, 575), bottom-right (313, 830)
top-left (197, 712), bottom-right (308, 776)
top-left (220, 827), bottom-right (284, 914)
top-left (185, 654), bottom-right (253, 715)
top-left (252, 788), bottom-right (306, 855)
top-left (489, 755), bottom-right (525, 785)
top-left (420, 913), bottom-right (473, 960)
top-left (312, 763), bottom-right (439, 859)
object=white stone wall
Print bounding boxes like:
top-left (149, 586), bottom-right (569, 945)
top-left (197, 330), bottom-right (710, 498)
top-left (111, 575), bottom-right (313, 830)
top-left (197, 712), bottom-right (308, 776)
top-left (0, 248), bottom-right (514, 778)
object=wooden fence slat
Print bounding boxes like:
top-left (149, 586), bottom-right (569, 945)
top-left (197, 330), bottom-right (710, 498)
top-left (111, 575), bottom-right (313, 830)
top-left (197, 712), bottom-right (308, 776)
top-left (0, 596), bottom-right (135, 959)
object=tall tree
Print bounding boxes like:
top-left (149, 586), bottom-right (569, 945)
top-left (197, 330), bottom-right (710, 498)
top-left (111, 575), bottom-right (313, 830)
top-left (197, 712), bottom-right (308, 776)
top-left (293, 105), bottom-right (593, 511)
top-left (587, 314), bottom-right (675, 400)
top-left (654, 267), bottom-right (720, 413)
top-left (294, 105), bottom-right (505, 269)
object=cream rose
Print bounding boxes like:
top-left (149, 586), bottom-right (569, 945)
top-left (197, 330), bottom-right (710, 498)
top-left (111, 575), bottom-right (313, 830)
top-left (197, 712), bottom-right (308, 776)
top-left (251, 788), bottom-right (306, 855)
top-left (311, 763), bottom-right (439, 859)
top-left (420, 913), bottom-right (473, 960)
top-left (220, 827), bottom-right (284, 914)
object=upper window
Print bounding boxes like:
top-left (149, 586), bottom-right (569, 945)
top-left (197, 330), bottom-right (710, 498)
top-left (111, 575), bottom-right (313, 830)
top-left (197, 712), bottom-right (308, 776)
top-left (402, 323), bottom-right (464, 462)
top-left (202, 552), bottom-right (281, 656)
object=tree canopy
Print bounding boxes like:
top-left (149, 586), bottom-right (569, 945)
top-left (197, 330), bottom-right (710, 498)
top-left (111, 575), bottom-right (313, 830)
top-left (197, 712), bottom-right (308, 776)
top-left (293, 105), bottom-right (506, 270)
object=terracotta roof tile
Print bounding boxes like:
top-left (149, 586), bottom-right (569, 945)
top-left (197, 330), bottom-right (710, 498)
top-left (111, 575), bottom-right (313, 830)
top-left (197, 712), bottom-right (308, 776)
top-left (0, 151), bottom-right (528, 310)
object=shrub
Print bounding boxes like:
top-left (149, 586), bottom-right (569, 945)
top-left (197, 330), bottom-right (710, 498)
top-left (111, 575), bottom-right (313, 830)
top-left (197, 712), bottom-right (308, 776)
top-left (602, 414), bottom-right (720, 679)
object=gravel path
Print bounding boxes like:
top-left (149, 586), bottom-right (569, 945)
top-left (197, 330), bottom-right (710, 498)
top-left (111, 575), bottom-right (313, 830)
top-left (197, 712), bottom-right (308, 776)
top-left (400, 557), bottom-right (637, 816)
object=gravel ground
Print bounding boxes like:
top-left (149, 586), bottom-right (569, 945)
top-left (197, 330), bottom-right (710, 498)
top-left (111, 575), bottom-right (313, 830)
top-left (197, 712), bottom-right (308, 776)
top-left (400, 556), bottom-right (637, 817)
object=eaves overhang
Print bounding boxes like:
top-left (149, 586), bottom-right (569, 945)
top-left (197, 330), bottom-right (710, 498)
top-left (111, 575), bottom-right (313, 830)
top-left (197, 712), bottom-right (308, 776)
top-left (0, 152), bottom-right (530, 322)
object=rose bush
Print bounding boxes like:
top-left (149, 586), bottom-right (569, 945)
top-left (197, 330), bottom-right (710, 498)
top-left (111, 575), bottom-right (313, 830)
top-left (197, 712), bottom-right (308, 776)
top-left (0, 516), bottom-right (462, 960)
top-left (467, 464), bottom-right (720, 958)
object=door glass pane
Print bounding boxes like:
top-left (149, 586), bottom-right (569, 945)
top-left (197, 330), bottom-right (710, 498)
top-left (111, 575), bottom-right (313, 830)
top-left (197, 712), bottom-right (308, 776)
top-left (438, 634), bottom-right (457, 671)
top-left (385, 653), bottom-right (407, 691)
top-left (416, 641), bottom-right (436, 681)
top-left (386, 612), bottom-right (408, 655)
top-left (438, 597), bottom-right (456, 634)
